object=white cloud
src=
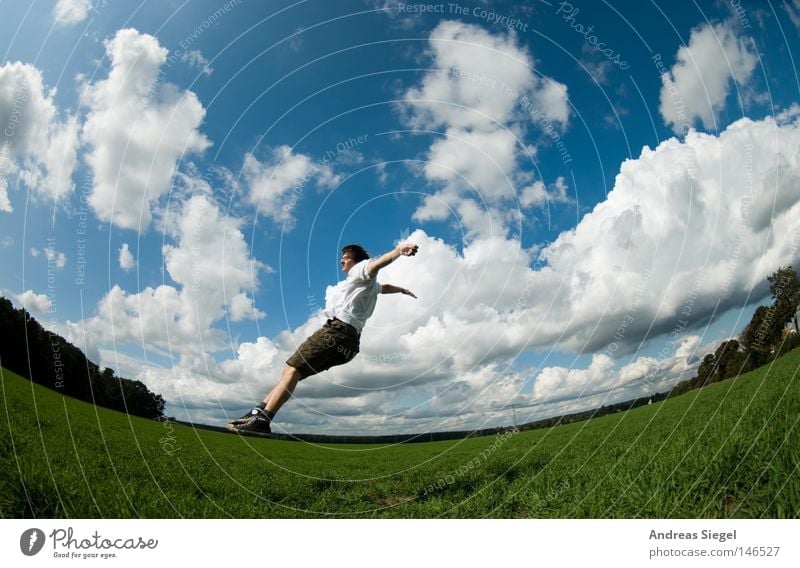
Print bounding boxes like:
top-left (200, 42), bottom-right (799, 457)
top-left (53, 0), bottom-right (91, 26)
top-left (533, 79), bottom-right (570, 125)
top-left (228, 291), bottom-right (265, 322)
top-left (218, 337), bottom-right (278, 384)
top-left (401, 21), bottom-right (571, 237)
top-left (68, 195), bottom-right (267, 366)
top-left (0, 62), bottom-right (79, 209)
top-left (119, 243), bottom-right (135, 270)
top-left (14, 290), bottom-right (51, 313)
top-left (519, 176), bottom-right (570, 209)
top-left (535, 116), bottom-right (800, 353)
top-left (422, 128), bottom-right (519, 203)
top-left (776, 103), bottom-right (800, 124)
top-left (162, 195), bottom-right (266, 325)
top-left (45, 247), bottom-right (67, 269)
top-left (658, 22), bottom-right (758, 134)
top-left (30, 246), bottom-right (67, 268)
top-left (180, 50), bottom-right (213, 77)
top-left (0, 180), bottom-right (10, 212)
top-left (242, 145), bottom-right (340, 227)
top-left (403, 20), bottom-right (568, 130)
top-left (19, 114), bottom-right (80, 202)
top-left (81, 28), bottom-right (211, 231)
top-left (534, 335), bottom-right (701, 406)
top-left (533, 353), bottom-right (615, 403)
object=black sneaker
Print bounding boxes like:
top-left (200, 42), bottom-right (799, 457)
top-left (226, 409), bottom-right (272, 438)
top-left (227, 407), bottom-right (265, 426)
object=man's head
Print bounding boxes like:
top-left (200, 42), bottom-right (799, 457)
top-left (341, 244), bottom-right (369, 273)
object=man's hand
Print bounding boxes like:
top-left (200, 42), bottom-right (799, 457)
top-left (397, 243), bottom-right (419, 257)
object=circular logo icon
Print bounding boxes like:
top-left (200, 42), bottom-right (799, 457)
top-left (20, 528), bottom-right (46, 556)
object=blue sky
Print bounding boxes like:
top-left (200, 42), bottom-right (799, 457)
top-left (2, 0), bottom-right (800, 434)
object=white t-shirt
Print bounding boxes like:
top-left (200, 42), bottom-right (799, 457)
top-left (325, 259), bottom-right (380, 332)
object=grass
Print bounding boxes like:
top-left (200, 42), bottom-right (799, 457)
top-left (1, 349), bottom-right (799, 518)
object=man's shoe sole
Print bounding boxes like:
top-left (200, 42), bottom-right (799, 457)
top-left (226, 418), bottom-right (250, 426)
top-left (226, 423), bottom-right (272, 438)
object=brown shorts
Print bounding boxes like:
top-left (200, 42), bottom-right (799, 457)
top-left (286, 319), bottom-right (360, 379)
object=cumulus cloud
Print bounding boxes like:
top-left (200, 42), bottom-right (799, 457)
top-left (218, 337), bottom-right (278, 384)
top-left (533, 335), bottom-right (700, 406)
top-left (14, 290), bottom-right (51, 313)
top-left (242, 145), bottom-right (340, 227)
top-left (534, 117), bottom-right (800, 354)
top-left (119, 243), bottom-right (135, 270)
top-left (403, 20), bottom-right (568, 130)
top-left (81, 28), bottom-right (211, 231)
top-left (401, 20), bottom-right (571, 237)
top-left (68, 195), bottom-right (266, 367)
top-left (420, 128), bottom-right (519, 203)
top-left (162, 195), bottom-right (266, 324)
top-left (54, 0), bottom-right (91, 26)
top-left (227, 292), bottom-right (264, 322)
top-left (533, 354), bottom-right (615, 403)
top-left (658, 22), bottom-right (758, 134)
top-left (0, 62), bottom-right (79, 210)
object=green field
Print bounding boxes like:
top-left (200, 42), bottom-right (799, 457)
top-left (1, 350), bottom-right (799, 518)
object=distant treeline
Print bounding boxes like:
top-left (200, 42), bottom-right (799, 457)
top-left (0, 297), bottom-right (165, 420)
top-left (183, 393), bottom-right (673, 444)
top-left (669, 265), bottom-right (800, 396)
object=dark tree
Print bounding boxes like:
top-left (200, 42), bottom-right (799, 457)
top-left (712, 339), bottom-right (745, 381)
top-left (0, 297), bottom-right (165, 420)
top-left (696, 353), bottom-right (717, 384)
top-left (739, 305), bottom-right (778, 369)
top-left (768, 265), bottom-right (800, 333)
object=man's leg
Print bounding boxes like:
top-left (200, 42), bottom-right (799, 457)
top-left (263, 365), bottom-right (303, 415)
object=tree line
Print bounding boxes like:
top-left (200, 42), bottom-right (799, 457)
top-left (0, 297), bottom-right (165, 420)
top-left (670, 265), bottom-right (800, 396)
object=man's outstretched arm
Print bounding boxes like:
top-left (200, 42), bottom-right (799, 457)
top-left (367, 243), bottom-right (418, 278)
top-left (381, 284), bottom-right (417, 298)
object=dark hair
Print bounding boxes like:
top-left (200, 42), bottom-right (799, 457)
top-left (342, 244), bottom-right (370, 263)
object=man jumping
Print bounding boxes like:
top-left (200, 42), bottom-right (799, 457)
top-left (227, 242), bottom-right (419, 437)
